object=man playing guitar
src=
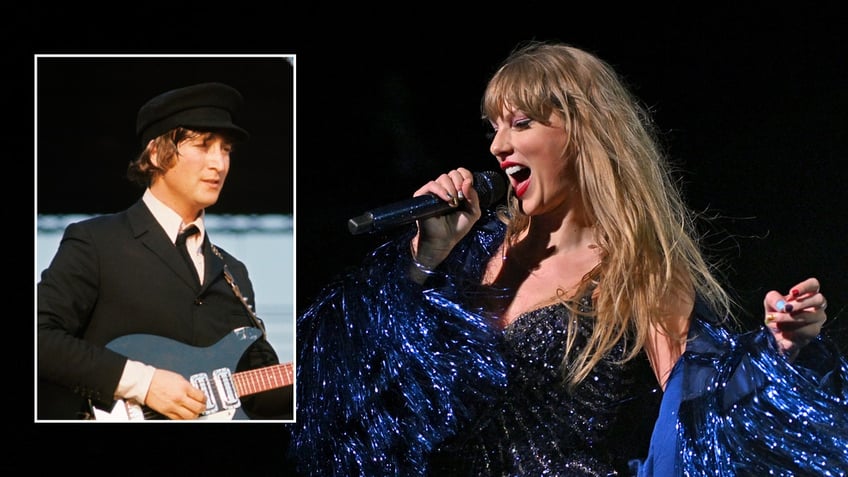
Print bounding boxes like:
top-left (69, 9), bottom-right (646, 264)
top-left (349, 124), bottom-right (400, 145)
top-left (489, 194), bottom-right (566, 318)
top-left (37, 81), bottom-right (293, 421)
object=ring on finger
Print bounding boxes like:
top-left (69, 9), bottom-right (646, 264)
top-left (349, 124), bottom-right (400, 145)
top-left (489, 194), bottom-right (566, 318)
top-left (765, 314), bottom-right (776, 324)
top-left (446, 192), bottom-right (459, 207)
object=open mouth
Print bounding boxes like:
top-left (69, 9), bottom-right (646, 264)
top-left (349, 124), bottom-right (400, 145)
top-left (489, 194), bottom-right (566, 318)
top-left (504, 164), bottom-right (531, 198)
top-left (505, 165), bottom-right (530, 182)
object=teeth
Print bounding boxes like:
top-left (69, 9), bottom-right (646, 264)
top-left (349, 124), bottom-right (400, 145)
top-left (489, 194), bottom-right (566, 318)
top-left (505, 165), bottom-right (525, 176)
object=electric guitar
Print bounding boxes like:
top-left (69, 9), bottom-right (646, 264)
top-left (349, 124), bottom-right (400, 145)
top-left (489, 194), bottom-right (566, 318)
top-left (89, 326), bottom-right (293, 421)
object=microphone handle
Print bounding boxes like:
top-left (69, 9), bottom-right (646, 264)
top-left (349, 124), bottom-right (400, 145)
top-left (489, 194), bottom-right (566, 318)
top-left (347, 194), bottom-right (451, 235)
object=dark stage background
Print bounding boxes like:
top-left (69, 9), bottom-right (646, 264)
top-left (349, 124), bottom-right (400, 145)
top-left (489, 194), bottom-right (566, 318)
top-left (29, 11), bottom-right (847, 476)
top-left (289, 28), bottom-right (848, 334)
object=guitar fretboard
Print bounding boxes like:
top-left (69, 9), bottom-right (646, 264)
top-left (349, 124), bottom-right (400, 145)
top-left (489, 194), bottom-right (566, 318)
top-left (233, 362), bottom-right (293, 396)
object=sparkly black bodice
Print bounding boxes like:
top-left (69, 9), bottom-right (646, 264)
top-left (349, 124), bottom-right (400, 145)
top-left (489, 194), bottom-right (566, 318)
top-left (429, 299), bottom-right (662, 476)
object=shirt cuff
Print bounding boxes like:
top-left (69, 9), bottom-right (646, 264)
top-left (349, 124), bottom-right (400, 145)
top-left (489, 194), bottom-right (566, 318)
top-left (115, 359), bottom-right (157, 405)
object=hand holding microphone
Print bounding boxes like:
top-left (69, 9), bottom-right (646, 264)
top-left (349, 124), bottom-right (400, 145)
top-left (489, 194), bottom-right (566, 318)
top-left (347, 169), bottom-right (507, 235)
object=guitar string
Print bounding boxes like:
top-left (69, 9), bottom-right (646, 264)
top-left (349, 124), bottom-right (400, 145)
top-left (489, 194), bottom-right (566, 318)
top-left (236, 363), bottom-right (293, 394)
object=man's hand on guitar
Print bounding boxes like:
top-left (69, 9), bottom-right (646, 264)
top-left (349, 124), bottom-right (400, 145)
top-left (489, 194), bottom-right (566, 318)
top-left (145, 369), bottom-right (207, 420)
top-left (90, 328), bottom-right (292, 420)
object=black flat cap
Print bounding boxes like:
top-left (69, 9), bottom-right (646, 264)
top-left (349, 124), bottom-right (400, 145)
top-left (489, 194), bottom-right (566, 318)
top-left (136, 82), bottom-right (249, 145)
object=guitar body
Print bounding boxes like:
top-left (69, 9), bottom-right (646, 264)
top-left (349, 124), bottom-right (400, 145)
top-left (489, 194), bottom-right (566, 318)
top-left (93, 327), bottom-right (269, 421)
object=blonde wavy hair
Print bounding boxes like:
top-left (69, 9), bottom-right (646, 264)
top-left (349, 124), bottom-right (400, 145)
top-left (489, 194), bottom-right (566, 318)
top-left (483, 41), bottom-right (733, 387)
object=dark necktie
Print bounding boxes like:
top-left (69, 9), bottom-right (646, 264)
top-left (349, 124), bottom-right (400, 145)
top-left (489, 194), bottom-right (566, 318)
top-left (176, 224), bottom-right (200, 282)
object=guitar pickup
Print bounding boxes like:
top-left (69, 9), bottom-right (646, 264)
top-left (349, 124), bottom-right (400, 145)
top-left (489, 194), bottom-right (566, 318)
top-left (212, 368), bottom-right (241, 410)
top-left (190, 373), bottom-right (220, 414)
top-left (190, 369), bottom-right (241, 416)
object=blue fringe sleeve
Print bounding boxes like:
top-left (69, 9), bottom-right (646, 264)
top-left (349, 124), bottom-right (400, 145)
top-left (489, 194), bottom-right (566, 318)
top-left (642, 299), bottom-right (848, 476)
top-left (288, 217), bottom-right (508, 476)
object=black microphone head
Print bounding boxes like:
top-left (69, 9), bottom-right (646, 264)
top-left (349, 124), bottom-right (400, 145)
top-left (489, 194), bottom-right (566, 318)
top-left (473, 170), bottom-right (507, 209)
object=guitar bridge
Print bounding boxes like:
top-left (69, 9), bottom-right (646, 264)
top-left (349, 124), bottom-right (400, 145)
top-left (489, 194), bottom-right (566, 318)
top-left (191, 368), bottom-right (241, 416)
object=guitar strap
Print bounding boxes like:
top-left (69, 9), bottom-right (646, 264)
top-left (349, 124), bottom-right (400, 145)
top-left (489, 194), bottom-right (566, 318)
top-left (209, 243), bottom-right (268, 340)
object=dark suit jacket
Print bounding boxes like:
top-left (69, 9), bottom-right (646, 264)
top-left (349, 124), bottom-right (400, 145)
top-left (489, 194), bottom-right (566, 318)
top-left (37, 199), bottom-right (293, 420)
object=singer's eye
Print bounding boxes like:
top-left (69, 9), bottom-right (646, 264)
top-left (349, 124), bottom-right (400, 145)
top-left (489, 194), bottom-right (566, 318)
top-left (513, 118), bottom-right (532, 130)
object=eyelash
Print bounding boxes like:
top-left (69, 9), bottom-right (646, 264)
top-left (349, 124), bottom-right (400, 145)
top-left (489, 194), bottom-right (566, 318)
top-left (484, 118), bottom-right (532, 141)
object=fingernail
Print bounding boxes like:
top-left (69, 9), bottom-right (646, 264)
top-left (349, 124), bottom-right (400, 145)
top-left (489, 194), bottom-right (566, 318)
top-left (457, 190), bottom-right (465, 200)
top-left (791, 288), bottom-right (800, 296)
top-left (784, 304), bottom-right (794, 312)
top-left (776, 300), bottom-right (787, 312)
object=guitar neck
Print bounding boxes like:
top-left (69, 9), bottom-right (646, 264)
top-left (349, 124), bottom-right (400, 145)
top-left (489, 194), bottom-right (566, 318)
top-left (233, 362), bottom-right (293, 397)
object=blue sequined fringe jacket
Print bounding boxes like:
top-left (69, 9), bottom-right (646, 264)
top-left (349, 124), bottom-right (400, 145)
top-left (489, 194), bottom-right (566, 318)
top-left (289, 212), bottom-right (848, 476)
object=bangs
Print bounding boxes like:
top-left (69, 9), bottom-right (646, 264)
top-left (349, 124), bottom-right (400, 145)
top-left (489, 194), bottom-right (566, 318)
top-left (482, 56), bottom-right (561, 123)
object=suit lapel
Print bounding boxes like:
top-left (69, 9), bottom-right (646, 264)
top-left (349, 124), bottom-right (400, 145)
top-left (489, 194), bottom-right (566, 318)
top-left (126, 200), bottom-right (204, 290)
top-left (201, 234), bottom-right (225, 294)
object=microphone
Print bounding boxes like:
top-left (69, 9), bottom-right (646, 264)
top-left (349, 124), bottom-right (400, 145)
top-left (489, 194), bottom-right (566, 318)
top-left (348, 170), bottom-right (507, 235)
